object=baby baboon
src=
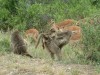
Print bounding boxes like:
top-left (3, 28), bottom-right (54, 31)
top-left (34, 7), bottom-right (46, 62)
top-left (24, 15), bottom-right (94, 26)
top-left (35, 30), bottom-right (72, 60)
top-left (37, 28), bottom-right (56, 49)
top-left (11, 30), bottom-right (33, 58)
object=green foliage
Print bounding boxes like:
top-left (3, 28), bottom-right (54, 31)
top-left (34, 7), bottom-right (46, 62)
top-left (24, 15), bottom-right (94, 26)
top-left (0, 37), bottom-right (11, 52)
top-left (1, 0), bottom-right (18, 14)
top-left (0, 8), bottom-right (10, 19)
top-left (0, 0), bottom-right (100, 31)
top-left (81, 16), bottom-right (100, 63)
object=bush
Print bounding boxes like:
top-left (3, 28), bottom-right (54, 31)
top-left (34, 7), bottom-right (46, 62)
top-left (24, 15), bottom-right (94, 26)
top-left (0, 0), bottom-right (100, 31)
top-left (81, 16), bottom-right (100, 63)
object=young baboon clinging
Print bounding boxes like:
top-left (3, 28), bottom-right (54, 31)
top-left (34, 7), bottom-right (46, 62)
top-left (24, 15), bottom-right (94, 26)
top-left (11, 30), bottom-right (33, 58)
top-left (35, 30), bottom-right (72, 60)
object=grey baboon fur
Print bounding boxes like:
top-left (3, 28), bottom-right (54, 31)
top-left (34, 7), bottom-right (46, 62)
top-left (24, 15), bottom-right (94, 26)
top-left (35, 30), bottom-right (72, 60)
top-left (11, 30), bottom-right (33, 58)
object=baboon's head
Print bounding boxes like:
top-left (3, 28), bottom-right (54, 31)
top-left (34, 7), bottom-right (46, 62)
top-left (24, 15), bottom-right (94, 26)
top-left (14, 30), bottom-right (19, 34)
top-left (64, 30), bottom-right (72, 39)
top-left (57, 30), bottom-right (72, 38)
top-left (65, 30), bottom-right (72, 36)
top-left (12, 30), bottom-right (20, 38)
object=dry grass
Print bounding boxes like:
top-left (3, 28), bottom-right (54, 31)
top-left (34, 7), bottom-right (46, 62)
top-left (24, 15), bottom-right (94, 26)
top-left (0, 31), bottom-right (100, 75)
top-left (0, 53), bottom-right (99, 75)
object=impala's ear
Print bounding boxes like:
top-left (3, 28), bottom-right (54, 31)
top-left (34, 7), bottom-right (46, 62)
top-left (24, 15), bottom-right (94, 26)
top-left (59, 29), bottom-right (63, 32)
top-left (49, 19), bottom-right (55, 25)
top-left (50, 28), bottom-right (56, 32)
top-left (72, 31), bottom-right (77, 34)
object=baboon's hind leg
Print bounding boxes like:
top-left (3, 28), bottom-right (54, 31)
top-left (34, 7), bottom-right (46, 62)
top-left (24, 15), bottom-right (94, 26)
top-left (50, 52), bottom-right (55, 60)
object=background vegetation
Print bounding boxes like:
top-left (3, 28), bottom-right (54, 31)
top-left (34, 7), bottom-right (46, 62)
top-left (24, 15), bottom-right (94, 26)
top-left (0, 0), bottom-right (100, 66)
top-left (0, 0), bottom-right (100, 31)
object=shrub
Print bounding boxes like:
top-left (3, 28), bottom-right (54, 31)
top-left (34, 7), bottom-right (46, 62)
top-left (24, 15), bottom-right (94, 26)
top-left (1, 0), bottom-right (99, 31)
top-left (81, 16), bottom-right (100, 63)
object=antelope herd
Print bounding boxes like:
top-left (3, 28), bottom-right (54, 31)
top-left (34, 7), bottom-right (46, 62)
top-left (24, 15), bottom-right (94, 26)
top-left (11, 19), bottom-right (82, 60)
top-left (25, 19), bottom-right (81, 45)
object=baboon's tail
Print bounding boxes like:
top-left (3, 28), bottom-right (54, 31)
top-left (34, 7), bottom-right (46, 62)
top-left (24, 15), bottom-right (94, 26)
top-left (35, 33), bottom-right (44, 48)
top-left (24, 53), bottom-right (33, 58)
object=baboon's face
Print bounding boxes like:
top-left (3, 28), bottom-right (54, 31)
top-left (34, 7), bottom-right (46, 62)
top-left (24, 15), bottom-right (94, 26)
top-left (63, 31), bottom-right (72, 41)
top-left (65, 30), bottom-right (72, 37)
top-left (57, 30), bottom-right (72, 38)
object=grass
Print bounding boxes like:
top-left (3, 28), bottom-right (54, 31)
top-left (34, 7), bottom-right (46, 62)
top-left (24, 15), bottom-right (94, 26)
top-left (0, 30), bottom-right (100, 75)
top-left (0, 53), bottom-right (98, 75)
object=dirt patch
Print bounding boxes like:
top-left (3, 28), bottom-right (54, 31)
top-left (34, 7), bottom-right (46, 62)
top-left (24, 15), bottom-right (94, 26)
top-left (0, 53), bottom-right (99, 75)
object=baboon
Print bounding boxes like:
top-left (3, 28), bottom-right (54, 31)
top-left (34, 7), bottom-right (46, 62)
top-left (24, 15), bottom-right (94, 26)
top-left (53, 30), bottom-right (72, 49)
top-left (11, 30), bottom-right (33, 58)
top-left (35, 30), bottom-right (72, 60)
top-left (40, 28), bottom-right (57, 49)
top-left (63, 25), bottom-right (82, 47)
top-left (65, 26), bottom-right (81, 41)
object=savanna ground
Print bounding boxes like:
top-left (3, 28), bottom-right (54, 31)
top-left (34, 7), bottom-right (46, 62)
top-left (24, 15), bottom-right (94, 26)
top-left (0, 31), bottom-right (100, 75)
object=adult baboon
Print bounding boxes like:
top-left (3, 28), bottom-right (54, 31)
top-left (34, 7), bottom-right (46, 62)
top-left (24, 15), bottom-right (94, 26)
top-left (11, 30), bottom-right (33, 58)
top-left (35, 30), bottom-right (72, 60)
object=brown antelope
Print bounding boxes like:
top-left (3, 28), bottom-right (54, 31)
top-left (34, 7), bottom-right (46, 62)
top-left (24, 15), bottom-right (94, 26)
top-left (51, 19), bottom-right (77, 31)
top-left (25, 28), bottom-right (39, 43)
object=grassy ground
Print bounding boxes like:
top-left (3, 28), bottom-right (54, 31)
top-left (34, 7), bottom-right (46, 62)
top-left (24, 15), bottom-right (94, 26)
top-left (0, 53), bottom-right (99, 75)
top-left (0, 31), bottom-right (100, 75)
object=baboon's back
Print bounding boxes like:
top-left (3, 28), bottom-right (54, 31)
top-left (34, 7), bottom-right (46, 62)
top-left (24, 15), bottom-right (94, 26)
top-left (11, 31), bottom-right (27, 54)
top-left (43, 35), bottom-right (60, 54)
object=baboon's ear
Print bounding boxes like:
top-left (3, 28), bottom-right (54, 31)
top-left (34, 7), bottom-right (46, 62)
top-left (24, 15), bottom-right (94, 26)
top-left (58, 27), bottom-right (62, 31)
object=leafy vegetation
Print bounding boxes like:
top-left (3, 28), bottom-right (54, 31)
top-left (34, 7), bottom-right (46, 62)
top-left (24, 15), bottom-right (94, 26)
top-left (0, 31), bottom-right (11, 52)
top-left (0, 0), bottom-right (100, 31)
top-left (81, 15), bottom-right (100, 63)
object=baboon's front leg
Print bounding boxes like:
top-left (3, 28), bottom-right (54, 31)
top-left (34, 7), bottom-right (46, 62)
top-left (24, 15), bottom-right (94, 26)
top-left (56, 50), bottom-right (62, 61)
top-left (42, 39), bottom-right (45, 49)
